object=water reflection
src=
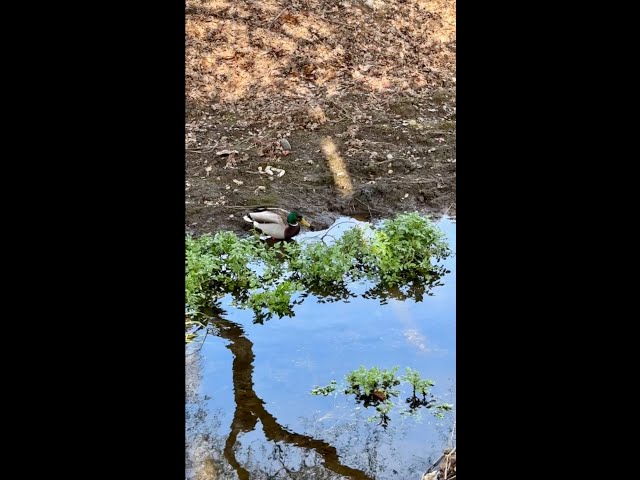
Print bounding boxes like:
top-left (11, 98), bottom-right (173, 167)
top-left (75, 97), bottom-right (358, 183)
top-left (186, 350), bottom-right (237, 479)
top-left (187, 320), bottom-right (441, 479)
top-left (186, 218), bottom-right (456, 479)
top-left (211, 316), bottom-right (372, 480)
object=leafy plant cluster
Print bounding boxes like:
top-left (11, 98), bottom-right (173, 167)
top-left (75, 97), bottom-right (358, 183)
top-left (185, 212), bottom-right (451, 337)
top-left (345, 366), bottom-right (401, 404)
top-left (311, 366), bottom-right (454, 427)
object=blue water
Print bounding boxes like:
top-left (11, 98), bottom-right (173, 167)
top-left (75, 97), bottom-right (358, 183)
top-left (186, 217), bottom-right (456, 479)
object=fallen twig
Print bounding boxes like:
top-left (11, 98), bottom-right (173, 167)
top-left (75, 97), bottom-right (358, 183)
top-left (354, 197), bottom-right (383, 214)
top-left (268, 8), bottom-right (287, 29)
top-left (223, 204), bottom-right (280, 209)
top-left (186, 147), bottom-right (216, 154)
top-left (309, 12), bottom-right (352, 27)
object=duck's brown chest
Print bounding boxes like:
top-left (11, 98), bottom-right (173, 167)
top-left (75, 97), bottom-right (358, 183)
top-left (283, 223), bottom-right (301, 239)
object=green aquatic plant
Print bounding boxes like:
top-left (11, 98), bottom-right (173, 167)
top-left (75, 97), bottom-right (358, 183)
top-left (185, 212), bottom-right (451, 340)
top-left (371, 400), bottom-right (394, 427)
top-left (310, 380), bottom-right (338, 396)
top-left (311, 365), bottom-right (453, 427)
top-left (345, 366), bottom-right (401, 402)
top-left (433, 403), bottom-right (454, 419)
top-left (244, 280), bottom-right (302, 324)
top-left (402, 367), bottom-right (435, 398)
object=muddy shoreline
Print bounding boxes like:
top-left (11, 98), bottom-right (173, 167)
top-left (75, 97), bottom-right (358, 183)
top-left (186, 88), bottom-right (455, 237)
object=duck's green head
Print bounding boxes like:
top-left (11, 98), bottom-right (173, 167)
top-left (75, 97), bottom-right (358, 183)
top-left (287, 211), bottom-right (311, 227)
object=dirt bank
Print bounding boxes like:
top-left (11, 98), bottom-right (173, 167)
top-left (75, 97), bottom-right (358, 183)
top-left (186, 0), bottom-right (456, 236)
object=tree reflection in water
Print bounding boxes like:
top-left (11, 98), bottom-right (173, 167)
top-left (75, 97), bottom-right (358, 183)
top-left (187, 314), bottom-right (454, 479)
top-left (187, 316), bottom-right (373, 479)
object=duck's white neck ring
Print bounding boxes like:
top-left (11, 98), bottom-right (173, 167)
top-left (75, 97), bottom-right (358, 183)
top-left (288, 222), bottom-right (299, 227)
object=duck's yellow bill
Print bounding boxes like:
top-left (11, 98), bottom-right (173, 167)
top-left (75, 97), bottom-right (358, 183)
top-left (300, 218), bottom-right (311, 227)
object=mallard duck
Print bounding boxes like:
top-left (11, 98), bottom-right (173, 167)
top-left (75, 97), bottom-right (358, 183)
top-left (243, 208), bottom-right (311, 240)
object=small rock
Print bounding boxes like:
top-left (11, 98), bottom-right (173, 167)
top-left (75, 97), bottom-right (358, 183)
top-left (386, 153), bottom-right (393, 160)
top-left (225, 185), bottom-right (231, 189)
top-left (404, 193), bottom-right (409, 198)
top-left (279, 138), bottom-right (292, 151)
top-left (419, 195), bottom-right (425, 203)
top-left (232, 179), bottom-right (243, 185)
top-left (388, 169), bottom-right (393, 174)
top-left (307, 160), bottom-right (314, 165)
top-left (229, 214), bottom-right (235, 219)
